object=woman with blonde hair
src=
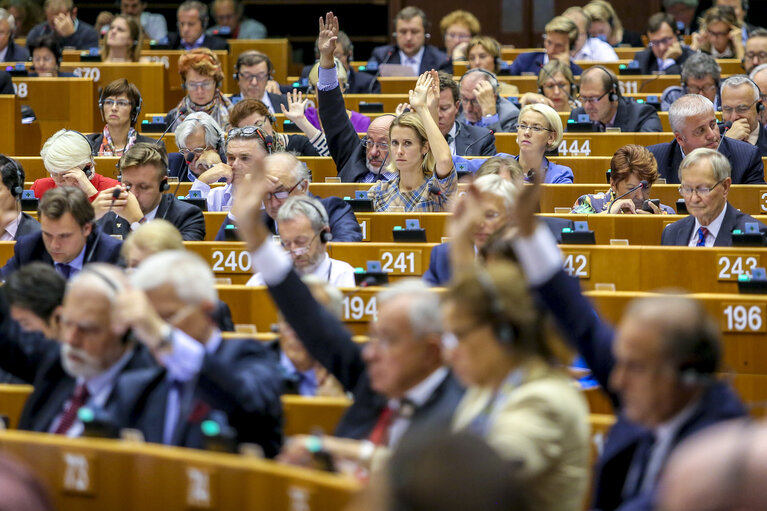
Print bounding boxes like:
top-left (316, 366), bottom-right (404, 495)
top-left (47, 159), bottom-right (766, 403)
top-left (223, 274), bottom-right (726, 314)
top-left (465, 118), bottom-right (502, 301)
top-left (100, 14), bottom-right (142, 62)
top-left (692, 5), bottom-right (744, 60)
top-left (465, 36), bottom-right (518, 95)
top-left (165, 48), bottom-right (233, 130)
top-left (368, 71), bottom-right (456, 212)
top-left (516, 103), bottom-right (572, 183)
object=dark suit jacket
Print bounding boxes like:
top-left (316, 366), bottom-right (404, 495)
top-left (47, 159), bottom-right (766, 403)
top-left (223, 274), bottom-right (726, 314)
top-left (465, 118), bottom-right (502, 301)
top-left (111, 337), bottom-right (283, 457)
top-left (26, 20), bottom-right (99, 50)
top-left (268, 269), bottom-right (464, 439)
top-left (167, 33), bottom-right (228, 51)
top-left (16, 213), bottom-right (40, 239)
top-left (0, 70), bottom-right (12, 94)
top-left (422, 217), bottom-right (574, 286)
top-left (569, 98), bottom-right (662, 132)
top-left (535, 269), bottom-right (746, 511)
top-left (3, 40), bottom-right (29, 61)
top-left (632, 46), bottom-right (695, 75)
top-left (647, 137), bottom-right (765, 184)
top-left (755, 124), bottom-right (767, 158)
top-left (0, 228), bottom-right (123, 279)
top-left (318, 81), bottom-right (370, 182)
top-left (454, 121), bottom-right (496, 157)
top-left (661, 203), bottom-right (767, 246)
top-left (508, 52), bottom-right (583, 76)
top-left (97, 193), bottom-right (206, 241)
top-left (370, 44), bottom-right (452, 74)
top-left (168, 149), bottom-right (228, 183)
top-left (299, 65), bottom-right (381, 94)
top-left (214, 194), bottom-right (362, 242)
top-left (85, 133), bottom-right (166, 156)
top-left (286, 134), bottom-right (320, 156)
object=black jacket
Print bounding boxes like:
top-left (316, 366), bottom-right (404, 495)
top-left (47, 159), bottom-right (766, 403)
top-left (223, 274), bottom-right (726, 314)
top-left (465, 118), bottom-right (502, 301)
top-left (167, 33), bottom-right (228, 51)
top-left (661, 202), bottom-right (767, 246)
top-left (318, 81), bottom-right (371, 182)
top-left (569, 98), bottom-right (662, 132)
top-left (97, 193), bottom-right (206, 241)
top-left (632, 45), bottom-right (696, 75)
top-left (369, 44), bottom-right (452, 74)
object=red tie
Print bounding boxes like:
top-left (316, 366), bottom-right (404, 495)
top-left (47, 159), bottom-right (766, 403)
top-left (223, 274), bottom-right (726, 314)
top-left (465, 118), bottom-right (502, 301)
top-left (54, 383), bottom-right (90, 435)
top-left (368, 406), bottom-right (394, 446)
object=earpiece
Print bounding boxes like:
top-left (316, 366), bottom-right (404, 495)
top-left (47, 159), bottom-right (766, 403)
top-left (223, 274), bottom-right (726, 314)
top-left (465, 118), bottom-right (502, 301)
top-left (250, 126), bottom-right (273, 154)
top-left (98, 87), bottom-right (143, 126)
top-left (64, 129), bottom-right (96, 178)
top-left (1, 158), bottom-right (24, 198)
top-left (475, 268), bottom-right (517, 346)
top-left (591, 65), bottom-right (619, 101)
top-left (297, 196), bottom-right (332, 243)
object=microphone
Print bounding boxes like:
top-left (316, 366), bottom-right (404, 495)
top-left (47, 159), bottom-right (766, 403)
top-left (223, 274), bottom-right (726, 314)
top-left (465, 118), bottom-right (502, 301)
top-left (526, 169), bottom-right (536, 180)
top-left (157, 110), bottom-right (182, 147)
top-left (184, 151), bottom-right (196, 164)
top-left (428, 183), bottom-right (442, 196)
top-left (537, 62), bottom-right (577, 104)
top-left (85, 187), bottom-right (122, 264)
top-left (368, 50), bottom-right (393, 93)
top-left (715, 122), bottom-right (731, 152)
top-left (606, 180), bottom-right (648, 213)
top-left (462, 128), bottom-right (495, 155)
top-left (373, 145), bottom-right (390, 182)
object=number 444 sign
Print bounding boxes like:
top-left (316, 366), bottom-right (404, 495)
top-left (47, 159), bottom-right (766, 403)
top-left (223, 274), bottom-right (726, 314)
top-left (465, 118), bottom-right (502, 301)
top-left (557, 139), bottom-right (591, 156)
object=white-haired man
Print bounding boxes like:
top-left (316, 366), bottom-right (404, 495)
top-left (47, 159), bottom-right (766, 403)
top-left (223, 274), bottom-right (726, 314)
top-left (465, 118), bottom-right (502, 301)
top-left (720, 75), bottom-right (767, 156)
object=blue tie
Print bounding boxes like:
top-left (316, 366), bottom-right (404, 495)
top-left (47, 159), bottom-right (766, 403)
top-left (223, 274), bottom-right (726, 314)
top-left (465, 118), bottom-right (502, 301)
top-left (696, 227), bottom-right (709, 247)
top-left (56, 263), bottom-right (72, 279)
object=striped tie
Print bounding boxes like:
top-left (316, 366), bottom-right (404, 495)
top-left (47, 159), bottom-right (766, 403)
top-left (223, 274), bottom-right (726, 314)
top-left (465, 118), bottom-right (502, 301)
top-left (696, 227), bottom-right (710, 247)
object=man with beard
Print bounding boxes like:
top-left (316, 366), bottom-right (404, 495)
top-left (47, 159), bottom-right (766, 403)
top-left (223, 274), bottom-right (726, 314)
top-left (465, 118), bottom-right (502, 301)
top-left (0, 263), bottom-right (154, 435)
top-left (247, 195), bottom-right (355, 286)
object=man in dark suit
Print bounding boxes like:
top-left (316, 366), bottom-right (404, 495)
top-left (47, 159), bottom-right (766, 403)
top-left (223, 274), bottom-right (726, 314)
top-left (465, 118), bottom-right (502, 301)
top-left (110, 250), bottom-right (283, 456)
top-left (509, 174), bottom-right (746, 511)
top-left (168, 0), bottom-right (228, 51)
top-left (0, 156), bottom-right (39, 240)
top-left (648, 94), bottom-right (765, 184)
top-left (25, 0), bottom-right (98, 51)
top-left (437, 72), bottom-right (495, 156)
top-left (508, 16), bottom-right (583, 76)
top-left (0, 70), bottom-right (12, 94)
top-left (233, 171), bottom-right (464, 464)
top-left (0, 10), bottom-right (29, 61)
top-left (0, 187), bottom-right (122, 280)
top-left (229, 50), bottom-right (287, 113)
top-left (369, 7), bottom-right (452, 74)
top-left (0, 264), bottom-right (155, 434)
top-left (720, 75), bottom-right (767, 157)
top-left (93, 143), bottom-right (205, 241)
top-left (457, 69), bottom-right (520, 133)
top-left (633, 13), bottom-right (695, 75)
top-left (299, 30), bottom-right (380, 94)
top-left (661, 148), bottom-right (767, 246)
top-left (569, 66), bottom-right (662, 132)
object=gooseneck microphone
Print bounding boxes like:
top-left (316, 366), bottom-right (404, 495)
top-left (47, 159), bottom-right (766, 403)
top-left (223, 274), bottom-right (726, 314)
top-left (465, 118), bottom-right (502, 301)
top-left (157, 110), bottom-right (182, 147)
top-left (463, 128), bottom-right (495, 155)
top-left (606, 180), bottom-right (649, 213)
top-left (537, 62), bottom-right (577, 104)
top-left (368, 50), bottom-right (393, 93)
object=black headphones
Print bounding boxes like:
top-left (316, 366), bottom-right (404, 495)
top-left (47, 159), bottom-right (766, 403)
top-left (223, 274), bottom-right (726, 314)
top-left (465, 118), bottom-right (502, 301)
top-left (750, 77), bottom-right (765, 114)
top-left (295, 195), bottom-right (332, 243)
top-left (391, 10), bottom-right (431, 41)
top-left (460, 68), bottom-right (499, 95)
top-left (1, 157), bottom-right (24, 199)
top-left (233, 50), bottom-right (273, 81)
top-left (98, 87), bottom-right (143, 127)
top-left (251, 126), bottom-right (273, 154)
top-left (116, 150), bottom-right (170, 193)
top-left (63, 130), bottom-right (95, 178)
top-left (674, 325), bottom-right (720, 387)
top-left (589, 65), bottom-right (620, 101)
top-left (474, 268), bottom-right (517, 346)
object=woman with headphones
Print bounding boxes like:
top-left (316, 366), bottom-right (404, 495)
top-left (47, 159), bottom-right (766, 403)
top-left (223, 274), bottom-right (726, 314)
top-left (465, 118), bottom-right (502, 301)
top-left (464, 36), bottom-right (518, 96)
top-left (87, 79), bottom-right (163, 156)
top-left (100, 14), bottom-right (143, 62)
top-left (165, 48), bottom-right (233, 131)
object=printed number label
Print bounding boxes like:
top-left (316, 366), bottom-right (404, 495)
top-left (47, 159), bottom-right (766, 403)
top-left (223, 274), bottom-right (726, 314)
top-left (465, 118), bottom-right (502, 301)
top-left (557, 139), bottom-right (591, 156)
top-left (380, 250), bottom-right (421, 275)
top-left (343, 295), bottom-right (377, 321)
top-left (722, 303), bottom-right (766, 332)
top-left (62, 453), bottom-right (93, 494)
top-left (211, 250), bottom-right (252, 272)
top-left (717, 255), bottom-right (759, 281)
top-left (12, 82), bottom-right (27, 98)
top-left (73, 67), bottom-right (101, 81)
top-left (358, 218), bottom-right (370, 241)
top-left (618, 80), bottom-right (638, 94)
top-left (563, 253), bottom-right (590, 278)
top-left (760, 191), bottom-right (767, 213)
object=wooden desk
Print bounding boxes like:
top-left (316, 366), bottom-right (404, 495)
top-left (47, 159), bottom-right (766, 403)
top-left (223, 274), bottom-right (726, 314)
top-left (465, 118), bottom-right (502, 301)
top-left (560, 111), bottom-right (673, 132)
top-left (496, 132), bottom-right (669, 155)
top-left (0, 95), bottom-right (30, 156)
top-left (10, 77), bottom-right (95, 141)
top-left (0, 383), bottom-right (32, 429)
top-left (282, 396), bottom-right (350, 436)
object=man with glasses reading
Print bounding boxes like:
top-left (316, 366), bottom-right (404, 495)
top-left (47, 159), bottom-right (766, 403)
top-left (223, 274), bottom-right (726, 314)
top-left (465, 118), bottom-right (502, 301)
top-left (568, 66), bottom-right (662, 132)
top-left (633, 13), bottom-right (695, 75)
top-left (720, 75), bottom-right (767, 156)
top-left (743, 29), bottom-right (767, 74)
top-left (648, 94), bottom-right (765, 184)
top-left (229, 51), bottom-right (287, 112)
top-left (661, 148), bottom-right (767, 246)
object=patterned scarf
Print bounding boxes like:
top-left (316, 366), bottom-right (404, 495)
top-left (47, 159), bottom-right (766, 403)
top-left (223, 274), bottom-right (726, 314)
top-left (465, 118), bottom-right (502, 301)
top-left (176, 90), bottom-right (233, 131)
top-left (98, 126), bottom-right (138, 156)
top-left (272, 132), bottom-right (288, 153)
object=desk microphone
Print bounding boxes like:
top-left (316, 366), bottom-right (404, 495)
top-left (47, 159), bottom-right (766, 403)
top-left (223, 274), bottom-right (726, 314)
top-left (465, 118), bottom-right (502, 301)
top-left (463, 128), bottom-right (495, 154)
top-left (428, 183), bottom-right (442, 196)
top-left (715, 122), bottom-right (731, 151)
top-left (537, 62), bottom-right (577, 104)
top-left (368, 50), bottom-right (393, 93)
top-left (606, 180), bottom-right (648, 212)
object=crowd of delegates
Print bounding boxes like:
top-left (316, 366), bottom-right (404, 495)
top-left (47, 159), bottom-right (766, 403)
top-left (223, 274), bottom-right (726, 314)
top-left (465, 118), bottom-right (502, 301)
top-left (6, 1), bottom-right (767, 510)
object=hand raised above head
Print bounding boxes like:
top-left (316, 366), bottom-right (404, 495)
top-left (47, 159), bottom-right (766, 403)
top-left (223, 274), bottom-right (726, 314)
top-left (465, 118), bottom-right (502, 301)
top-left (318, 12), bottom-right (339, 65)
top-left (409, 72), bottom-right (433, 110)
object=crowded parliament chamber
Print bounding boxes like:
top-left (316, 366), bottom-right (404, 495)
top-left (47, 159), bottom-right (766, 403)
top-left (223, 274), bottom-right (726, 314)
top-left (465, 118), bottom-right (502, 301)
top-left (4, 0), bottom-right (767, 508)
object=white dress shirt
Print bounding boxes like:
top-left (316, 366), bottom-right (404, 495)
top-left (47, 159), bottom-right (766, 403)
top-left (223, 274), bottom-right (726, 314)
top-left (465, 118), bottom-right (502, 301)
top-left (687, 203), bottom-right (728, 247)
top-left (386, 367), bottom-right (449, 448)
top-left (247, 251), bottom-right (356, 287)
top-left (573, 38), bottom-right (619, 62)
top-left (399, 46), bottom-right (425, 76)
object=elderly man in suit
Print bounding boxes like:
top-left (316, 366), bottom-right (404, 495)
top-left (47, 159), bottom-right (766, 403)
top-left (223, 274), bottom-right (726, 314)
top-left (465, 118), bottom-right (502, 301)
top-left (508, 170), bottom-right (747, 511)
top-left (720, 75), bottom-right (767, 157)
top-left (0, 187), bottom-right (122, 280)
top-left (369, 6), bottom-right (452, 74)
top-left (648, 94), bottom-right (765, 184)
top-left (229, 51), bottom-right (287, 112)
top-left (437, 72), bottom-right (495, 156)
top-left (662, 148), bottom-right (767, 246)
top-left (0, 264), bottom-right (155, 434)
top-left (110, 250), bottom-right (283, 456)
top-left (569, 66), bottom-right (662, 132)
top-left (93, 143), bottom-right (205, 241)
top-left (458, 68), bottom-right (520, 133)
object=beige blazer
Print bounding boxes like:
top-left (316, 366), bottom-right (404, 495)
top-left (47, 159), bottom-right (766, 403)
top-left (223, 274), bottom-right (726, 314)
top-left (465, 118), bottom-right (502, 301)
top-left (452, 358), bottom-right (590, 511)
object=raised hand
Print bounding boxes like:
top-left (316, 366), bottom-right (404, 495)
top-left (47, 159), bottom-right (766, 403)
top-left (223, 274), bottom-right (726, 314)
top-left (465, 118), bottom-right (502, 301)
top-left (280, 90), bottom-right (309, 123)
top-left (426, 69), bottom-right (440, 122)
top-left (394, 102), bottom-right (412, 116)
top-left (318, 12), bottom-right (339, 67)
top-left (409, 72), bottom-right (433, 110)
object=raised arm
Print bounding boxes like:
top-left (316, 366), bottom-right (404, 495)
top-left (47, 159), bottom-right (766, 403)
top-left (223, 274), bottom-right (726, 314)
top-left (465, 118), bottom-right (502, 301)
top-left (410, 72), bottom-right (453, 178)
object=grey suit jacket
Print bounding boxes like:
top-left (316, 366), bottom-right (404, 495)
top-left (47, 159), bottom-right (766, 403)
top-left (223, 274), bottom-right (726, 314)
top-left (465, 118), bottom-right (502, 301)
top-left (661, 203), bottom-right (767, 246)
top-left (454, 121), bottom-right (496, 157)
top-left (457, 97), bottom-right (519, 133)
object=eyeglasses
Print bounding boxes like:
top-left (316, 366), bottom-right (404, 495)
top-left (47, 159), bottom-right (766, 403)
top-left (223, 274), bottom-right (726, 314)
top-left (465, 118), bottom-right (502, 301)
top-left (360, 137), bottom-right (389, 151)
top-left (238, 71), bottom-right (269, 83)
top-left (648, 36), bottom-right (675, 48)
top-left (685, 83), bottom-right (718, 95)
top-left (185, 80), bottom-right (215, 91)
top-left (179, 146), bottom-right (206, 157)
top-left (678, 178), bottom-right (726, 197)
top-left (518, 123), bottom-right (553, 133)
top-left (265, 179), bottom-right (305, 201)
top-left (746, 52), bottom-right (767, 61)
top-left (445, 31), bottom-right (471, 41)
top-left (281, 231), bottom-right (320, 255)
top-left (579, 90), bottom-right (609, 104)
top-left (721, 99), bottom-right (760, 115)
top-left (103, 99), bottom-right (132, 109)
top-left (542, 81), bottom-right (570, 93)
top-left (707, 28), bottom-right (730, 38)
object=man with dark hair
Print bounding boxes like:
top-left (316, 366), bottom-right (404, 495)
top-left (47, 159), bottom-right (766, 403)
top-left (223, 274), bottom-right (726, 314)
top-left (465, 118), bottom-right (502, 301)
top-left (25, 0), bottom-right (98, 50)
top-left (301, 30), bottom-right (380, 93)
top-left (229, 50), bottom-right (287, 111)
top-left (633, 13), bottom-right (696, 75)
top-left (0, 156), bottom-right (39, 240)
top-left (3, 262), bottom-right (65, 339)
top-left (436, 72), bottom-right (496, 156)
top-left (0, 187), bottom-right (122, 279)
top-left (167, 0), bottom-right (227, 51)
top-left (93, 143), bottom-right (205, 241)
top-left (369, 6), bottom-right (452, 74)
top-left (743, 28), bottom-right (767, 73)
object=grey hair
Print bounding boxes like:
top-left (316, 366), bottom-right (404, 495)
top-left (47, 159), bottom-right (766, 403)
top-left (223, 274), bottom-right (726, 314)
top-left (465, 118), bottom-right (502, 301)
top-left (266, 152), bottom-right (311, 183)
top-left (460, 68), bottom-right (498, 95)
top-left (174, 111), bottom-right (224, 151)
top-left (668, 94), bottom-right (715, 134)
top-left (131, 250), bottom-right (218, 305)
top-left (377, 279), bottom-right (442, 337)
top-left (681, 52), bottom-right (721, 85)
top-left (721, 75), bottom-right (761, 102)
top-left (68, 264), bottom-right (127, 304)
top-left (0, 8), bottom-right (15, 31)
top-left (277, 195), bottom-right (328, 233)
top-left (473, 174), bottom-right (517, 211)
top-left (748, 63), bottom-right (767, 81)
top-left (301, 274), bottom-right (344, 318)
top-left (40, 129), bottom-right (93, 175)
top-left (679, 148), bottom-right (731, 182)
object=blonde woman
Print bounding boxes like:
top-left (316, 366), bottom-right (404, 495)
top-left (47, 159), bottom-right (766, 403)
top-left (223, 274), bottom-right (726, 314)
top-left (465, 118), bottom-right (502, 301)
top-left (100, 14), bottom-right (142, 62)
top-left (692, 5), bottom-right (744, 60)
top-left (516, 103), bottom-right (572, 183)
